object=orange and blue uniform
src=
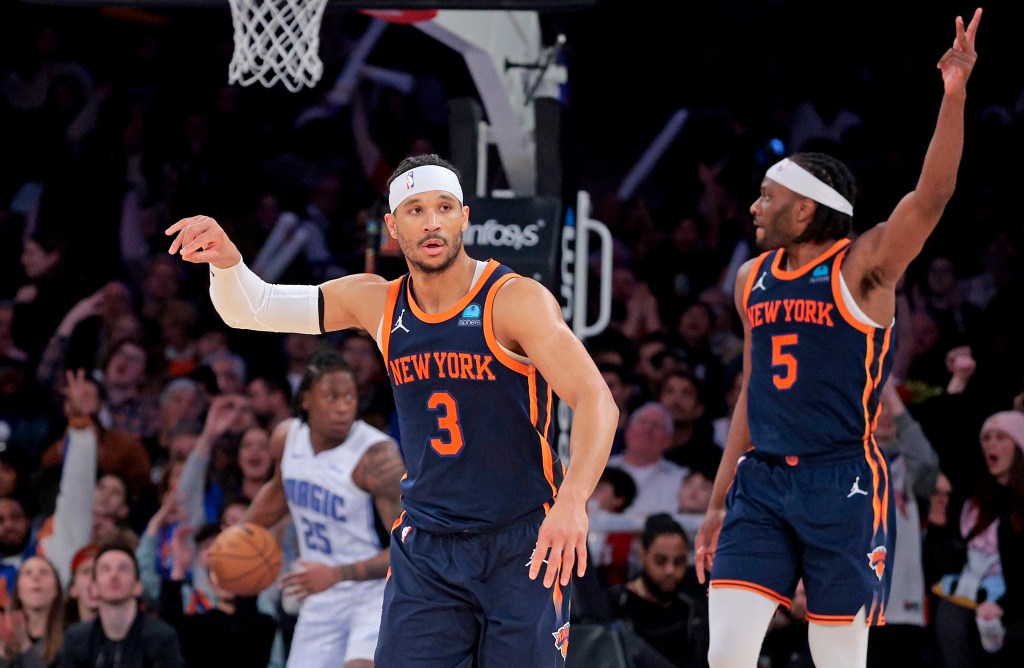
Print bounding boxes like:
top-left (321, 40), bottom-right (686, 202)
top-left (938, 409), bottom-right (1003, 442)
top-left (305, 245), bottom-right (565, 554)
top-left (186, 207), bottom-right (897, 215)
top-left (374, 259), bottom-right (571, 666)
top-left (711, 239), bottom-right (896, 626)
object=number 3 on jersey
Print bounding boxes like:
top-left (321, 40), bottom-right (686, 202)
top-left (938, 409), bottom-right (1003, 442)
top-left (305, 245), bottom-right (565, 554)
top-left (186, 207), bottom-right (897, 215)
top-left (771, 334), bottom-right (799, 390)
top-left (427, 391), bottom-right (464, 455)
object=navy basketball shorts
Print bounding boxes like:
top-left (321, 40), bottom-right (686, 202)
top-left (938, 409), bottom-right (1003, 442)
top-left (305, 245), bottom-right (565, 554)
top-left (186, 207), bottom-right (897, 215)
top-left (710, 446), bottom-right (896, 625)
top-left (375, 508), bottom-right (572, 666)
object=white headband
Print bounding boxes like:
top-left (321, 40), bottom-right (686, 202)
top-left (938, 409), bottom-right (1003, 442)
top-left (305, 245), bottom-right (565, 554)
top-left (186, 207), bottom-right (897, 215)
top-left (766, 158), bottom-right (854, 216)
top-left (388, 165), bottom-right (464, 212)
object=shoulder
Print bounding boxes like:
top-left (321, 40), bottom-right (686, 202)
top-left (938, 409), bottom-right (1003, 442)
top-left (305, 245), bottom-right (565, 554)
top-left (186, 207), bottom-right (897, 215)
top-left (353, 419), bottom-right (393, 443)
top-left (271, 418), bottom-right (297, 450)
top-left (490, 275), bottom-right (564, 330)
top-left (319, 272), bottom-right (394, 332)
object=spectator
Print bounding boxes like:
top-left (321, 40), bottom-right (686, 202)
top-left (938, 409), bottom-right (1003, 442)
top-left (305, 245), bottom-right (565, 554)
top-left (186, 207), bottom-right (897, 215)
top-left (607, 402), bottom-right (686, 519)
top-left (657, 371), bottom-right (721, 474)
top-left (0, 449), bottom-right (32, 518)
top-left (0, 499), bottom-right (35, 609)
top-left (34, 282), bottom-right (137, 394)
top-left (246, 374), bottom-right (292, 432)
top-left (64, 544), bottom-right (98, 626)
top-left (11, 230), bottom-right (81, 369)
top-left (669, 299), bottom-right (727, 411)
top-left (156, 299), bottom-right (200, 379)
top-left (587, 467), bottom-right (640, 587)
top-left (607, 513), bottom-right (708, 667)
top-left (61, 541), bottom-right (183, 668)
top-left (339, 332), bottom-right (395, 432)
top-left (198, 350), bottom-right (247, 397)
top-left (281, 335), bottom-right (320, 397)
top-left (677, 469), bottom-right (714, 515)
top-left (37, 371), bottom-right (151, 517)
top-left (0, 555), bottom-right (65, 667)
top-left (147, 377), bottom-right (206, 479)
top-left (922, 473), bottom-right (961, 667)
top-left (94, 338), bottom-right (160, 441)
top-left (633, 333), bottom-right (672, 405)
top-left (932, 410), bottom-right (1024, 666)
top-left (159, 524), bottom-right (275, 668)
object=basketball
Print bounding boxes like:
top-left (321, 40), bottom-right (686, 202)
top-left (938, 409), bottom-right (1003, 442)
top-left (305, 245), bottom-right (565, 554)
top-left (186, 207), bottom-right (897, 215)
top-left (208, 522), bottom-right (282, 596)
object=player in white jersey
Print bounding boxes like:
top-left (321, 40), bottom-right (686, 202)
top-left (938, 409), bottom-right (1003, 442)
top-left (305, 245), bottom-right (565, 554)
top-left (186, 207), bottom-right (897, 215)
top-left (246, 348), bottom-right (404, 668)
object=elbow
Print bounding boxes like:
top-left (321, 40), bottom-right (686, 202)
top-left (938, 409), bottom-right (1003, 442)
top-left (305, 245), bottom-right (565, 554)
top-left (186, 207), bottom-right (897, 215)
top-left (918, 180), bottom-right (957, 215)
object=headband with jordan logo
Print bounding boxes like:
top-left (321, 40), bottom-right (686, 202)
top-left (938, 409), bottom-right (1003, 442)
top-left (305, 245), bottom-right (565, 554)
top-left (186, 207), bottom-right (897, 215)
top-left (388, 165), bottom-right (464, 213)
top-left (766, 158), bottom-right (854, 216)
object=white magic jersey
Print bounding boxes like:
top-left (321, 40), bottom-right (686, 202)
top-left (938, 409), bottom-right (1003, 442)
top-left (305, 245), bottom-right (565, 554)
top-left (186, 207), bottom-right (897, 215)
top-left (281, 418), bottom-right (393, 666)
top-left (280, 419), bottom-right (391, 573)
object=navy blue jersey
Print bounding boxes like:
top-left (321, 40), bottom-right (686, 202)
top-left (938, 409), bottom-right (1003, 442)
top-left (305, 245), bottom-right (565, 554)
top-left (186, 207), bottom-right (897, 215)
top-left (744, 239), bottom-right (894, 458)
top-left (381, 259), bottom-right (561, 532)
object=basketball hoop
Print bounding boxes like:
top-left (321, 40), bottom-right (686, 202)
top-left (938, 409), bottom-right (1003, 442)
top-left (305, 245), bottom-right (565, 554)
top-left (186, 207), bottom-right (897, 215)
top-left (227, 0), bottom-right (329, 92)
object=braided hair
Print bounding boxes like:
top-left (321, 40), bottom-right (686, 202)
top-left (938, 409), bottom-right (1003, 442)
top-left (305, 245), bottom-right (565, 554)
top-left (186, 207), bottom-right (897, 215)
top-left (789, 152), bottom-right (857, 243)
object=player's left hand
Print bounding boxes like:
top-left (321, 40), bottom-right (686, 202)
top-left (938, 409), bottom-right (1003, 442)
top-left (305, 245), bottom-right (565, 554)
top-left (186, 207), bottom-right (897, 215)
top-left (280, 560), bottom-right (338, 599)
top-left (937, 7), bottom-right (981, 97)
top-left (529, 500), bottom-right (588, 588)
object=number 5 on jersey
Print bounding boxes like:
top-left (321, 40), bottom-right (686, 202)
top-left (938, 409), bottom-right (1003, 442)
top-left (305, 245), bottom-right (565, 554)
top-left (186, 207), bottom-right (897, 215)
top-left (771, 334), bottom-right (799, 390)
top-left (427, 391), bottom-right (465, 455)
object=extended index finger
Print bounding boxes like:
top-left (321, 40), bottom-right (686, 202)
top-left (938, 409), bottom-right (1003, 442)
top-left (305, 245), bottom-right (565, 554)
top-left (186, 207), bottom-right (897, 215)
top-left (958, 8), bottom-right (982, 51)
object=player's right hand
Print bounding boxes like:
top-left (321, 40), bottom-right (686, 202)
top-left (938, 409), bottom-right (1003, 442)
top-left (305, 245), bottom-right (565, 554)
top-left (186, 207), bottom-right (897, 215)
top-left (165, 215), bottom-right (241, 269)
top-left (694, 507), bottom-right (726, 585)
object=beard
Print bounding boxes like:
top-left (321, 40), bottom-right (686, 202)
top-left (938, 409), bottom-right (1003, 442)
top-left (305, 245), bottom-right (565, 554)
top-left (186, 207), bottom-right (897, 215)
top-left (641, 570), bottom-right (682, 604)
top-left (402, 232), bottom-right (464, 274)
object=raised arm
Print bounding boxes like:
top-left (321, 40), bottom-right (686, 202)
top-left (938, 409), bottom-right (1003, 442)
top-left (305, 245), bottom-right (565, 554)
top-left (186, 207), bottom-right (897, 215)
top-left (695, 258), bottom-right (756, 584)
top-left (850, 9), bottom-right (981, 287)
top-left (491, 277), bottom-right (618, 588)
top-left (165, 215), bottom-right (388, 334)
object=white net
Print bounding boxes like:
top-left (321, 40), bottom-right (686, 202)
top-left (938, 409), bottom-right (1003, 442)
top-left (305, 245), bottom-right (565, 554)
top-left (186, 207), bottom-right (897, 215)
top-left (227, 0), bottom-right (329, 92)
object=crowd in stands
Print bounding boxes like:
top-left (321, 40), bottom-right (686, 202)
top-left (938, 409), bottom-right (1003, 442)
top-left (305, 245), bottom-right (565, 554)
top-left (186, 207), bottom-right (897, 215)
top-left (1, 2), bottom-right (1023, 667)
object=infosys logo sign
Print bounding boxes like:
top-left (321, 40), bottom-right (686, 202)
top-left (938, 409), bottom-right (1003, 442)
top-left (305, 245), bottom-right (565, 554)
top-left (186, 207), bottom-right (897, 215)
top-left (464, 220), bottom-right (542, 250)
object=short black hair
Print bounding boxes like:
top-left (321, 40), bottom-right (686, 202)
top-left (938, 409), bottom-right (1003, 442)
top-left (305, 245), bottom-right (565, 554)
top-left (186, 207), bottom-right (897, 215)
top-left (600, 466), bottom-right (637, 510)
top-left (386, 153), bottom-right (462, 192)
top-left (641, 513), bottom-right (689, 550)
top-left (94, 539), bottom-right (140, 581)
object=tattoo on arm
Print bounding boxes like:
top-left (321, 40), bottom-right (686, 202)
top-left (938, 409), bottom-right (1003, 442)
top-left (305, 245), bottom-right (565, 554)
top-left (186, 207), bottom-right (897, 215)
top-left (354, 441), bottom-right (405, 527)
top-left (336, 554), bottom-right (390, 582)
top-left (342, 440), bottom-right (404, 582)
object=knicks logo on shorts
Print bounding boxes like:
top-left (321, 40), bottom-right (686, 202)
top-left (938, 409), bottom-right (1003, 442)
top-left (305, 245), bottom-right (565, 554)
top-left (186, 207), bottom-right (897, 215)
top-left (867, 546), bottom-right (887, 581)
top-left (401, 526), bottom-right (412, 543)
top-left (552, 621), bottom-right (570, 658)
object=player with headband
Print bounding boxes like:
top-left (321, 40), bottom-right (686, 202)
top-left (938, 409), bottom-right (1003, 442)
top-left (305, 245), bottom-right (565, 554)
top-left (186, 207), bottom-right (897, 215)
top-left (693, 9), bottom-right (982, 668)
top-left (165, 153), bottom-right (617, 666)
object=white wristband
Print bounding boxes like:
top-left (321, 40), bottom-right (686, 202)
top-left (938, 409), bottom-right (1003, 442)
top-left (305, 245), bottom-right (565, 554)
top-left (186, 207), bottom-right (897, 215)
top-left (209, 260), bottom-right (322, 335)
